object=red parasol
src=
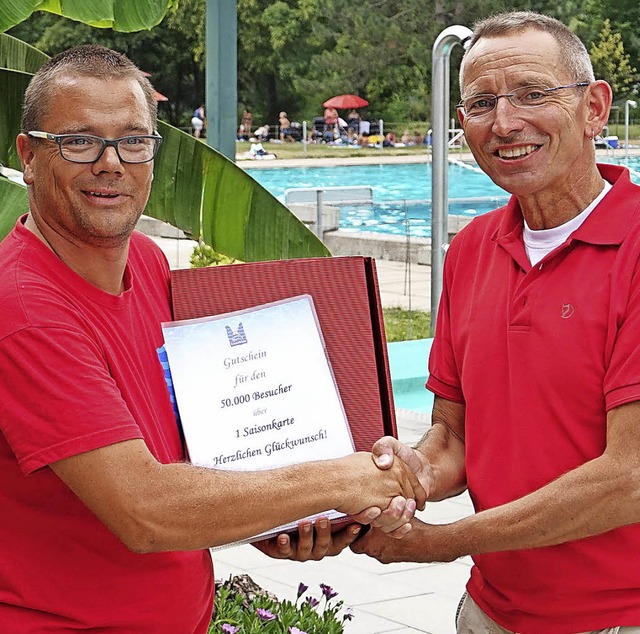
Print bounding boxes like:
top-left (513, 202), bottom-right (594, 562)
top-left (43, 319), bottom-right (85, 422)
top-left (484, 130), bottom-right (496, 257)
top-left (322, 94), bottom-right (369, 109)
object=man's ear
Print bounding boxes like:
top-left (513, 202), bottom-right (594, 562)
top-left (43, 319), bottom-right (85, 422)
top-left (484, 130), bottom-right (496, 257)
top-left (456, 108), bottom-right (465, 127)
top-left (16, 133), bottom-right (35, 185)
top-left (585, 80), bottom-right (612, 138)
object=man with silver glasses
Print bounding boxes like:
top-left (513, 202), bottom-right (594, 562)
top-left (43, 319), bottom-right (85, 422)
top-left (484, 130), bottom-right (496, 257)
top-left (347, 11), bottom-right (640, 633)
top-left (0, 45), bottom-right (425, 631)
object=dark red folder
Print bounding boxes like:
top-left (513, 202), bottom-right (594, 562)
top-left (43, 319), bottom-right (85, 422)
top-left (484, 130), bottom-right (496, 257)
top-left (170, 256), bottom-right (397, 450)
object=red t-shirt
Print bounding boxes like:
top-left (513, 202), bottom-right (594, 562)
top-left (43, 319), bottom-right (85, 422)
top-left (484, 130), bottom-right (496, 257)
top-left (428, 165), bottom-right (640, 632)
top-left (0, 219), bottom-right (213, 632)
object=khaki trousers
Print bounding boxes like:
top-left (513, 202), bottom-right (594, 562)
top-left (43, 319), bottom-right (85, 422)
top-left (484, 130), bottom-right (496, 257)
top-left (456, 593), bottom-right (640, 634)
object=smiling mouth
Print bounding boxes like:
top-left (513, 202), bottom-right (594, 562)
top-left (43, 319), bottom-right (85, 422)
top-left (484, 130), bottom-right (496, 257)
top-left (497, 144), bottom-right (540, 159)
top-left (85, 191), bottom-right (120, 199)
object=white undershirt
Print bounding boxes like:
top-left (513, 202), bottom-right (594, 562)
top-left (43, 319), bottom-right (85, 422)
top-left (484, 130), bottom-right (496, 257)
top-left (523, 181), bottom-right (612, 266)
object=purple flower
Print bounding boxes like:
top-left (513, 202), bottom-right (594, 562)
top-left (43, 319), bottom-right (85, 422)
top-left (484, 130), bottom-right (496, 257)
top-left (297, 582), bottom-right (309, 599)
top-left (305, 596), bottom-right (320, 608)
top-left (289, 628), bottom-right (308, 634)
top-left (320, 583), bottom-right (338, 600)
top-left (343, 607), bottom-right (355, 621)
top-left (221, 625), bottom-right (239, 634)
top-left (256, 608), bottom-right (276, 621)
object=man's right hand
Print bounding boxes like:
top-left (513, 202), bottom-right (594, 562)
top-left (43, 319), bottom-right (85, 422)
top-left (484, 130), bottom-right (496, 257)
top-left (334, 451), bottom-right (427, 523)
top-left (367, 437), bottom-right (433, 530)
top-left (372, 437), bottom-right (432, 491)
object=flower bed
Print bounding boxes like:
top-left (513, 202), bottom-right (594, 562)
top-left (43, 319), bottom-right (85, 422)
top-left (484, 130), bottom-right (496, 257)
top-left (209, 574), bottom-right (354, 633)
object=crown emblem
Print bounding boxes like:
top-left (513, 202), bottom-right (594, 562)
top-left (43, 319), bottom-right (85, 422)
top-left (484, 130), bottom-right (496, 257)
top-left (225, 323), bottom-right (248, 347)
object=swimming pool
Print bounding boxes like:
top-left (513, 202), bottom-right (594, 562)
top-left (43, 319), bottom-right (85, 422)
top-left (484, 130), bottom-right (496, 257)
top-left (247, 157), bottom-right (640, 239)
top-left (388, 338), bottom-right (433, 414)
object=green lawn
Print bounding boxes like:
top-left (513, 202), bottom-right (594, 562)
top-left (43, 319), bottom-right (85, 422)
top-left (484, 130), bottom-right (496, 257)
top-left (237, 140), bottom-right (431, 161)
top-left (383, 307), bottom-right (431, 343)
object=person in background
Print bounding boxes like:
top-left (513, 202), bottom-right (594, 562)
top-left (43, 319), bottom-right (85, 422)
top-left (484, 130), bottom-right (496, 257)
top-left (323, 106), bottom-right (339, 126)
top-left (278, 111), bottom-right (295, 142)
top-left (357, 131), bottom-right (371, 147)
top-left (273, 11), bottom-right (640, 633)
top-left (0, 43), bottom-right (426, 632)
top-left (251, 123), bottom-right (270, 141)
top-left (241, 108), bottom-right (253, 137)
top-left (347, 108), bottom-right (361, 132)
top-left (323, 106), bottom-right (339, 141)
top-left (191, 103), bottom-right (205, 138)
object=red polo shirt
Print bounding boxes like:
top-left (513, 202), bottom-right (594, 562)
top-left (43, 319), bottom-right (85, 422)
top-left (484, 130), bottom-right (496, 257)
top-left (427, 164), bottom-right (640, 632)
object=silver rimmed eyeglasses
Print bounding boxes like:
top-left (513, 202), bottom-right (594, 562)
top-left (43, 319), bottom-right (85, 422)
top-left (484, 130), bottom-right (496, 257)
top-left (456, 82), bottom-right (591, 118)
top-left (27, 131), bottom-right (163, 164)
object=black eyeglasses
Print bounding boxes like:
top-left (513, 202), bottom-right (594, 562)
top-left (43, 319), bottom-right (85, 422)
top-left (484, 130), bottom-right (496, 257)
top-left (456, 82), bottom-right (591, 118)
top-left (27, 131), bottom-right (163, 164)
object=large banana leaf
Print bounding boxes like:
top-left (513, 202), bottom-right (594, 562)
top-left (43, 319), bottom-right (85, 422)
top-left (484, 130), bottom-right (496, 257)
top-left (0, 70), bottom-right (29, 172)
top-left (0, 35), bottom-right (330, 259)
top-left (0, 33), bottom-right (48, 74)
top-left (150, 122), bottom-right (330, 260)
top-left (0, 0), bottom-right (175, 34)
top-left (0, 174), bottom-right (28, 237)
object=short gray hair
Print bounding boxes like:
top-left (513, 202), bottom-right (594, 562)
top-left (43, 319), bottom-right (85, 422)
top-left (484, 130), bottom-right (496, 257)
top-left (460, 11), bottom-right (595, 90)
top-left (22, 44), bottom-right (158, 132)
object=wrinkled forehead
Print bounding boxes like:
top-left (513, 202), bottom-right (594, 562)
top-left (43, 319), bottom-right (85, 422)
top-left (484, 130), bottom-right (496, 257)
top-left (461, 30), bottom-right (565, 92)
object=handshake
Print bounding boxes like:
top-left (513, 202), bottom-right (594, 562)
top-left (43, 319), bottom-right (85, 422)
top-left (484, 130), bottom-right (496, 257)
top-left (255, 436), bottom-right (431, 561)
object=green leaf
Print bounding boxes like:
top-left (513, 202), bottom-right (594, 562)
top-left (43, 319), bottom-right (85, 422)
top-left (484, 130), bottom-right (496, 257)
top-left (148, 122), bottom-right (329, 261)
top-left (0, 1), bottom-right (42, 36)
top-left (0, 176), bottom-right (28, 238)
top-left (0, 0), bottom-right (175, 34)
top-left (0, 32), bottom-right (48, 73)
top-left (0, 66), bottom-right (31, 170)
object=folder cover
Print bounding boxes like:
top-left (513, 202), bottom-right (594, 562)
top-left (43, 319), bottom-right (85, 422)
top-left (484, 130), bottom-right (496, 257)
top-left (170, 256), bottom-right (397, 449)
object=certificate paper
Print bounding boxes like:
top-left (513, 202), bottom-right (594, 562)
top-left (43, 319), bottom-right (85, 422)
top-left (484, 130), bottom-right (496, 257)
top-left (161, 295), bottom-right (354, 545)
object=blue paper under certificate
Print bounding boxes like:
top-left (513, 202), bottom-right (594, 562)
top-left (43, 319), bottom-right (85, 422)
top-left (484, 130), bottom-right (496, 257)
top-left (161, 294), bottom-right (354, 480)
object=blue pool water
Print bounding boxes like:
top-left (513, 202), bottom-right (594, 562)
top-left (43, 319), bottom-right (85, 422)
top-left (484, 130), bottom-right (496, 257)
top-left (388, 338), bottom-right (433, 414)
top-left (247, 158), bottom-right (640, 238)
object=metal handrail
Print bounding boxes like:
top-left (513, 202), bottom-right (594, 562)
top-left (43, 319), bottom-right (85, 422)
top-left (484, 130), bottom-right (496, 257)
top-left (430, 25), bottom-right (472, 333)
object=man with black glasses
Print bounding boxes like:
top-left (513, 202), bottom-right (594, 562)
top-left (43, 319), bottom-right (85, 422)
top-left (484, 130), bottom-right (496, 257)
top-left (0, 45), bottom-right (425, 632)
top-left (345, 11), bottom-right (640, 633)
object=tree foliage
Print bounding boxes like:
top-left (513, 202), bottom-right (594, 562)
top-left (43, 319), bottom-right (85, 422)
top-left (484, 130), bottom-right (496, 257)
top-left (5, 0), bottom-right (639, 127)
top-left (589, 18), bottom-right (637, 98)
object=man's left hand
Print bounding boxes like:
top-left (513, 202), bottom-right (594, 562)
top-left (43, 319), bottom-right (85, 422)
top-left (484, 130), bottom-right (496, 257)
top-left (254, 516), bottom-right (364, 561)
top-left (350, 520), bottom-right (457, 564)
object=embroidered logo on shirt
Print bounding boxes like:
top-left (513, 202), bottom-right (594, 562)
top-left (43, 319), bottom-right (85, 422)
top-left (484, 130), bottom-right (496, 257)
top-left (561, 304), bottom-right (574, 319)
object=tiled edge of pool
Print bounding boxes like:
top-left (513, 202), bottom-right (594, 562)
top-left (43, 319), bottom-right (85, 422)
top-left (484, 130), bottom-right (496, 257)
top-left (387, 338), bottom-right (434, 416)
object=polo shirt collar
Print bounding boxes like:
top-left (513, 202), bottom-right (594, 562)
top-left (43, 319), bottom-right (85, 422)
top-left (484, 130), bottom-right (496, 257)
top-left (572, 164), bottom-right (640, 246)
top-left (493, 164), bottom-right (640, 250)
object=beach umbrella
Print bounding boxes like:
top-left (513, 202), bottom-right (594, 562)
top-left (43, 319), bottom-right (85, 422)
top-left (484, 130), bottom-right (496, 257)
top-left (322, 94), bottom-right (369, 109)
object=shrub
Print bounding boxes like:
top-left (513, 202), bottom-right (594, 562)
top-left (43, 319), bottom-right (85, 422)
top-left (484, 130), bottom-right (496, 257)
top-left (190, 243), bottom-right (239, 268)
top-left (209, 575), bottom-right (354, 633)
